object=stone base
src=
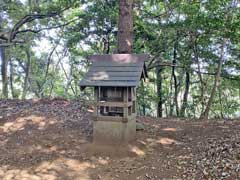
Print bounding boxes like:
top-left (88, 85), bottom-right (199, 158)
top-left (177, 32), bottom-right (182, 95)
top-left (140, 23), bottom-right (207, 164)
top-left (93, 118), bottom-right (136, 144)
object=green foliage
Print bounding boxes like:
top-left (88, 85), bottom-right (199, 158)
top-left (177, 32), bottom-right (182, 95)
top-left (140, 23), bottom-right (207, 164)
top-left (1, 0), bottom-right (239, 119)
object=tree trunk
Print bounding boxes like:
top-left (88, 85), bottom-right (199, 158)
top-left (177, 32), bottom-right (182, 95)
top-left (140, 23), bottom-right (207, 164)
top-left (191, 35), bottom-right (205, 113)
top-left (172, 40), bottom-right (179, 116)
top-left (200, 38), bottom-right (227, 119)
top-left (140, 81), bottom-right (146, 116)
top-left (218, 86), bottom-right (224, 119)
top-left (117, 0), bottom-right (133, 53)
top-left (142, 103), bottom-right (146, 116)
top-left (169, 77), bottom-right (174, 116)
top-left (102, 35), bottom-right (110, 54)
top-left (22, 49), bottom-right (31, 99)
top-left (0, 16), bottom-right (8, 99)
top-left (180, 71), bottom-right (190, 117)
top-left (9, 58), bottom-right (17, 98)
top-left (44, 45), bottom-right (57, 83)
top-left (156, 66), bottom-right (163, 117)
top-left (0, 45), bottom-right (8, 99)
top-left (165, 103), bottom-right (169, 117)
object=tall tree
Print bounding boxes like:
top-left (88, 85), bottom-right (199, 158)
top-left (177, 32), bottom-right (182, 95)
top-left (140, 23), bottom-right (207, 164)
top-left (0, 11), bottom-right (8, 99)
top-left (117, 0), bottom-right (133, 53)
top-left (0, 45), bottom-right (8, 99)
top-left (200, 38), bottom-right (227, 119)
top-left (156, 66), bottom-right (163, 117)
top-left (1, 0), bottom-right (239, 118)
top-left (22, 48), bottom-right (31, 99)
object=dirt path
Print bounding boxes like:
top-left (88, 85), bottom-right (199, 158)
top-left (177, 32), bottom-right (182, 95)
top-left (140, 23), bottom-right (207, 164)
top-left (0, 99), bottom-right (239, 180)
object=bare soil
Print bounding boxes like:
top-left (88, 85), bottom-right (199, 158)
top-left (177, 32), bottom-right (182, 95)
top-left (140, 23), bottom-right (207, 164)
top-left (0, 99), bottom-right (239, 180)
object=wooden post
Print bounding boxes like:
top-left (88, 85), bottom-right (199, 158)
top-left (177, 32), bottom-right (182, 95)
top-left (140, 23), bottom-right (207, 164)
top-left (94, 87), bottom-right (98, 116)
top-left (131, 87), bottom-right (136, 116)
top-left (123, 87), bottom-right (128, 121)
top-left (98, 86), bottom-right (101, 101)
top-left (135, 87), bottom-right (137, 113)
top-left (131, 87), bottom-right (134, 101)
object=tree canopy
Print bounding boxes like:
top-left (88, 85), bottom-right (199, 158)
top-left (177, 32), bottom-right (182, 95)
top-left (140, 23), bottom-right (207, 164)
top-left (0, 0), bottom-right (239, 119)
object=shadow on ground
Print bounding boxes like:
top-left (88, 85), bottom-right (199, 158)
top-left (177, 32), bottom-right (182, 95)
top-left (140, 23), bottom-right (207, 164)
top-left (0, 100), bottom-right (239, 180)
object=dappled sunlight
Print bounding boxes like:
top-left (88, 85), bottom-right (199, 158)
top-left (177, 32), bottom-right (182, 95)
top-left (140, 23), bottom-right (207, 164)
top-left (97, 157), bottom-right (109, 165)
top-left (137, 140), bottom-right (147, 146)
top-left (146, 137), bottom-right (180, 147)
top-left (152, 124), bottom-right (161, 128)
top-left (146, 138), bottom-right (156, 143)
top-left (26, 144), bottom-right (58, 154)
top-left (149, 125), bottom-right (183, 133)
top-left (0, 166), bottom-right (57, 180)
top-left (87, 108), bottom-right (94, 113)
top-left (32, 99), bottom-right (41, 103)
top-left (157, 137), bottom-right (177, 145)
top-left (130, 146), bottom-right (145, 156)
top-left (0, 158), bottom-right (95, 180)
top-left (0, 115), bottom-right (58, 133)
top-left (162, 127), bottom-right (177, 132)
top-left (110, 54), bottom-right (145, 63)
top-left (90, 71), bottom-right (109, 80)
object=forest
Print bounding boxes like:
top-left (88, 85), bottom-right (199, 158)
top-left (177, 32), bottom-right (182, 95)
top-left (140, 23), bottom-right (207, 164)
top-left (0, 0), bottom-right (240, 119)
top-left (0, 1), bottom-right (240, 180)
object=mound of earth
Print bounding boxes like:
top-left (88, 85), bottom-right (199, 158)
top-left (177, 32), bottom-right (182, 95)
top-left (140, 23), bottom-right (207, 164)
top-left (0, 99), bottom-right (239, 179)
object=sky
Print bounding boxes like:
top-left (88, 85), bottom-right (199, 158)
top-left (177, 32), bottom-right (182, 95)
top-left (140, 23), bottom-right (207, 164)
top-left (19, 0), bottom-right (27, 4)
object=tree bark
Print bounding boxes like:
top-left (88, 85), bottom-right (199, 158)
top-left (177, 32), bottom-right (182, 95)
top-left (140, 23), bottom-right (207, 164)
top-left (194, 48), bottom-right (205, 113)
top-left (191, 35), bottom-right (205, 113)
top-left (22, 49), bottom-right (31, 99)
top-left (9, 58), bottom-right (17, 98)
top-left (180, 71), bottom-right (190, 117)
top-left (156, 66), bottom-right (163, 117)
top-left (218, 86), bottom-right (224, 119)
top-left (102, 35), bottom-right (110, 54)
top-left (0, 45), bottom-right (8, 99)
top-left (0, 14), bottom-right (8, 98)
top-left (200, 38), bottom-right (227, 119)
top-left (117, 0), bottom-right (133, 53)
top-left (44, 45), bottom-right (57, 82)
top-left (60, 61), bottom-right (76, 96)
top-left (169, 76), bottom-right (174, 116)
top-left (172, 40), bottom-right (179, 116)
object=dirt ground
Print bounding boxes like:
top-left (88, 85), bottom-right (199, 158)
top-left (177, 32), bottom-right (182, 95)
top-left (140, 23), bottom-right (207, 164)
top-left (0, 99), bottom-right (239, 180)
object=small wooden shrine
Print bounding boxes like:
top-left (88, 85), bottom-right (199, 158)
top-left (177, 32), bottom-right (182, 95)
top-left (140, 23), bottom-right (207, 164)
top-left (80, 54), bottom-right (148, 143)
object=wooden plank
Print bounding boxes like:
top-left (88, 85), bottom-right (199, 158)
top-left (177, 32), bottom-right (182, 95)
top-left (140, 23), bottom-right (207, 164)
top-left (80, 80), bottom-right (139, 87)
top-left (94, 87), bottom-right (98, 116)
top-left (79, 54), bottom-right (149, 88)
top-left (130, 87), bottom-right (133, 100)
top-left (123, 87), bottom-right (128, 118)
top-left (132, 87), bottom-right (136, 100)
top-left (87, 76), bottom-right (140, 81)
top-left (93, 115), bottom-right (128, 122)
top-left (85, 71), bottom-right (141, 77)
top-left (97, 101), bottom-right (132, 107)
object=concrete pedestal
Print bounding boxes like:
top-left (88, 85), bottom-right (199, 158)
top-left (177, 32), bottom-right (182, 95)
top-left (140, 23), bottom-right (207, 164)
top-left (93, 118), bottom-right (136, 144)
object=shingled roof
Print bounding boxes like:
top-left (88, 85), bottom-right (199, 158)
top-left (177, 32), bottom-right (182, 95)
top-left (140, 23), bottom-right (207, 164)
top-left (79, 54), bottom-right (149, 89)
